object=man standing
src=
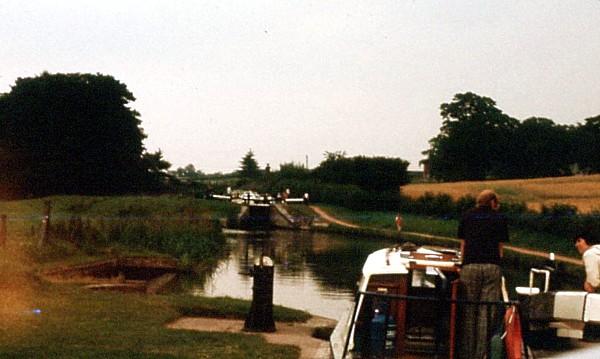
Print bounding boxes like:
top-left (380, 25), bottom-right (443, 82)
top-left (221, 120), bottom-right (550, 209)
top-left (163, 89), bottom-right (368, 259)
top-left (395, 212), bottom-right (403, 232)
top-left (458, 189), bottom-right (509, 359)
top-left (574, 229), bottom-right (600, 293)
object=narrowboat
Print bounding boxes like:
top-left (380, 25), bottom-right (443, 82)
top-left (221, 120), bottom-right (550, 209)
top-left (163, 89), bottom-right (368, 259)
top-left (330, 243), bottom-right (466, 358)
top-left (330, 243), bottom-right (600, 358)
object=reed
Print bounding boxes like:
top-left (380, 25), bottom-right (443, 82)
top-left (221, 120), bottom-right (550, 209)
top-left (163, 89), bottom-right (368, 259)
top-left (0, 195), bottom-right (238, 266)
top-left (47, 215), bottom-right (225, 266)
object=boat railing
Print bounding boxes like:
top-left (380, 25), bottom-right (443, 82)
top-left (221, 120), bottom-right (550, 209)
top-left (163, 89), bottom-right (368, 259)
top-left (342, 289), bottom-right (521, 359)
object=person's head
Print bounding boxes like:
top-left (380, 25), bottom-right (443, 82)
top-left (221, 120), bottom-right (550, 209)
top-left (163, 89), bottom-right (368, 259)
top-left (574, 228), bottom-right (599, 255)
top-left (476, 189), bottom-right (499, 210)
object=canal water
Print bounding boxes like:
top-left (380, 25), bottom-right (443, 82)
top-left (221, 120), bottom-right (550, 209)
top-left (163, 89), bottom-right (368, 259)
top-left (192, 230), bottom-right (581, 320)
top-left (192, 230), bottom-right (392, 319)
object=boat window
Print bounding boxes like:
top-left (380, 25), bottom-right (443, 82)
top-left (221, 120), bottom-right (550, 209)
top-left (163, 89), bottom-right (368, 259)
top-left (411, 269), bottom-right (436, 288)
top-left (367, 274), bottom-right (404, 289)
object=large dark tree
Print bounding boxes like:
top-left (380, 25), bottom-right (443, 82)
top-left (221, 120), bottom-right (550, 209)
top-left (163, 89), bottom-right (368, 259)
top-left (0, 72), bottom-right (150, 197)
top-left (509, 117), bottom-right (572, 178)
top-left (426, 92), bottom-right (518, 181)
top-left (572, 115), bottom-right (600, 173)
top-left (314, 153), bottom-right (410, 191)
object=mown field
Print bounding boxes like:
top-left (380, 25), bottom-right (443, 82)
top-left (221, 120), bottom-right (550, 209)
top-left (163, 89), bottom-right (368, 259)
top-left (401, 174), bottom-right (600, 213)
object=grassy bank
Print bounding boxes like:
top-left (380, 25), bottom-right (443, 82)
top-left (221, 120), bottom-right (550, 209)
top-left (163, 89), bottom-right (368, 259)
top-left (317, 204), bottom-right (579, 258)
top-left (314, 205), bottom-right (585, 291)
top-left (0, 276), bottom-right (303, 358)
top-left (0, 195), bottom-right (306, 358)
top-left (1, 195), bottom-right (240, 265)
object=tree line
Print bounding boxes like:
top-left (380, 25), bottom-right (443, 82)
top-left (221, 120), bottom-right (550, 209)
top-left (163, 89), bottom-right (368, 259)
top-left (235, 149), bottom-right (410, 193)
top-left (0, 72), bottom-right (411, 199)
top-left (424, 92), bottom-right (600, 181)
top-left (7, 72), bottom-right (592, 200)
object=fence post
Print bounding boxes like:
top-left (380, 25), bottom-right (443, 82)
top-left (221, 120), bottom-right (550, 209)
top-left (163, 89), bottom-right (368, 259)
top-left (39, 201), bottom-right (52, 247)
top-left (0, 214), bottom-right (6, 247)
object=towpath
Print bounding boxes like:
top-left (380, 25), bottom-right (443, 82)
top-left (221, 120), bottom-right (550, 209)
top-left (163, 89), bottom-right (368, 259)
top-left (309, 206), bottom-right (360, 228)
top-left (168, 316), bottom-right (334, 359)
top-left (310, 206), bottom-right (582, 266)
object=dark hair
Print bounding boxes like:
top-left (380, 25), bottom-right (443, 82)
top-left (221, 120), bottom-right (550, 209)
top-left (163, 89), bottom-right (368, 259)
top-left (574, 227), bottom-right (599, 245)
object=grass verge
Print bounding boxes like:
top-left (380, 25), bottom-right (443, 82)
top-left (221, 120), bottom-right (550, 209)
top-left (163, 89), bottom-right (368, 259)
top-left (316, 204), bottom-right (580, 257)
top-left (0, 195), bottom-right (302, 359)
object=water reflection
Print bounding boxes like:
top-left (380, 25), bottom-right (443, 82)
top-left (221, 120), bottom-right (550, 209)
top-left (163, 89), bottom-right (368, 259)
top-left (193, 230), bottom-right (393, 319)
top-left (192, 230), bottom-right (583, 320)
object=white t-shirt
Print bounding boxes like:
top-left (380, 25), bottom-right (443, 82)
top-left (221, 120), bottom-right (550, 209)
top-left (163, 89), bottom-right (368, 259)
top-left (583, 244), bottom-right (600, 288)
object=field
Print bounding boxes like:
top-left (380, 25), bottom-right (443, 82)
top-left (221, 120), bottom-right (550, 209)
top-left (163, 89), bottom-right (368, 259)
top-left (401, 174), bottom-right (600, 213)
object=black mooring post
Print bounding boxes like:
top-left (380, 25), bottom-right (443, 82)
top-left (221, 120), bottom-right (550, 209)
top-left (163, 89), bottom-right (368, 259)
top-left (244, 256), bottom-right (276, 332)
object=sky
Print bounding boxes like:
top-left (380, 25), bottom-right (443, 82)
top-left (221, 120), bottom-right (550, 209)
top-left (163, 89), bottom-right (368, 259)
top-left (2, 1), bottom-right (600, 173)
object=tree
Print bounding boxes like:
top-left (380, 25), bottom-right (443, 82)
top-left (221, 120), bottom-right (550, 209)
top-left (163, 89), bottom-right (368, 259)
top-left (314, 155), bottom-right (410, 191)
top-left (426, 92), bottom-right (518, 181)
top-left (238, 149), bottom-right (260, 179)
top-left (323, 150), bottom-right (347, 161)
top-left (142, 150), bottom-right (172, 188)
top-left (509, 118), bottom-right (572, 178)
top-left (276, 162), bottom-right (311, 181)
top-left (572, 115), bottom-right (600, 173)
top-left (0, 72), bottom-right (150, 197)
top-left (172, 164), bottom-right (205, 181)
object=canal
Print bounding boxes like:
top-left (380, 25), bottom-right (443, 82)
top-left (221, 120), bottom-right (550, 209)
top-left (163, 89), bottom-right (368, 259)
top-left (192, 229), bottom-right (581, 320)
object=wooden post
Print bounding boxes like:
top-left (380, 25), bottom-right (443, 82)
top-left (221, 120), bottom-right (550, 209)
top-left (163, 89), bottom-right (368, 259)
top-left (39, 201), bottom-right (52, 247)
top-left (0, 215), bottom-right (6, 247)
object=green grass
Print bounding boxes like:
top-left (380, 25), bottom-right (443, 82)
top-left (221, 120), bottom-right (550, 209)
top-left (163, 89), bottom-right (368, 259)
top-left (0, 195), bottom-right (301, 358)
top-left (0, 282), bottom-right (299, 358)
top-left (0, 195), bottom-right (241, 267)
top-left (318, 204), bottom-right (579, 258)
top-left (172, 295), bottom-right (311, 322)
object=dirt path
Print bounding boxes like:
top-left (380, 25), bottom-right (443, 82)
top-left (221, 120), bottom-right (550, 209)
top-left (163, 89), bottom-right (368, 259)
top-left (309, 206), bottom-right (360, 228)
top-left (167, 316), bottom-right (335, 359)
top-left (310, 206), bottom-right (583, 266)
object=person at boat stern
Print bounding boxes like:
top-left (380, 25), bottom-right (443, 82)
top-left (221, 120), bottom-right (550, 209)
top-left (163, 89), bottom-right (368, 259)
top-left (574, 228), bottom-right (600, 293)
top-left (574, 228), bottom-right (600, 341)
top-left (458, 189), bottom-right (509, 359)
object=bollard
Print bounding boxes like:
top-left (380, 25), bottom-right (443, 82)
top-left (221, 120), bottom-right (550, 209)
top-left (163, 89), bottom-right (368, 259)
top-left (244, 256), bottom-right (276, 332)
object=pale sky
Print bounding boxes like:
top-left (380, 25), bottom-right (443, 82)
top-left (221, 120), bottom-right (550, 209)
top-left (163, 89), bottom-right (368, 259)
top-left (2, 1), bottom-right (599, 173)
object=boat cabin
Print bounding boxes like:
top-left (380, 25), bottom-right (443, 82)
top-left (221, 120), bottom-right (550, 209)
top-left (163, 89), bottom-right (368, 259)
top-left (331, 245), bottom-right (463, 358)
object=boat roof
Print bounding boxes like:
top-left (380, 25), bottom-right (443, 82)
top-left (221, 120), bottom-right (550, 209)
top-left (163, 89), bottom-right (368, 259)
top-left (362, 247), bottom-right (458, 278)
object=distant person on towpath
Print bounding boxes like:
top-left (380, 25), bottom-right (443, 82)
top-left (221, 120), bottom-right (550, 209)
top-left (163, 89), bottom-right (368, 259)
top-left (574, 228), bottom-right (600, 293)
top-left (458, 189), bottom-right (509, 359)
top-left (395, 213), bottom-right (403, 232)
